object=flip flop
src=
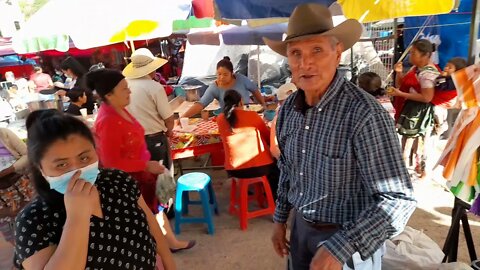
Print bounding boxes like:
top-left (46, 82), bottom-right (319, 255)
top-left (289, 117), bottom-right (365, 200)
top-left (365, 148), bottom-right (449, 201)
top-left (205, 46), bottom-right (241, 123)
top-left (170, 240), bottom-right (196, 253)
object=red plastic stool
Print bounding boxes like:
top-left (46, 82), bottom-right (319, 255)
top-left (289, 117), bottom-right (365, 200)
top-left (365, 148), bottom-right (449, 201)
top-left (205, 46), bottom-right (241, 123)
top-left (229, 176), bottom-right (275, 230)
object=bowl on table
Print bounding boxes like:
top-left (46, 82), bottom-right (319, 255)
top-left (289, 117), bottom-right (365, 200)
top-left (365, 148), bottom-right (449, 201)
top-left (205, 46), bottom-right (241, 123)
top-left (263, 110), bottom-right (276, 122)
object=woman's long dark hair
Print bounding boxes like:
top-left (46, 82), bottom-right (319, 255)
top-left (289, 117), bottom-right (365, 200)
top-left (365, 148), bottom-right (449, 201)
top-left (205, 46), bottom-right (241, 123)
top-left (223, 90), bottom-right (242, 129)
top-left (60, 56), bottom-right (86, 78)
top-left (26, 109), bottom-right (95, 207)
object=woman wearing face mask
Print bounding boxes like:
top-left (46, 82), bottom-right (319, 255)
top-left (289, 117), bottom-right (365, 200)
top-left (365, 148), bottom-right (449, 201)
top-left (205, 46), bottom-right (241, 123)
top-left (56, 57), bottom-right (95, 114)
top-left (181, 56), bottom-right (266, 118)
top-left (89, 69), bottom-right (195, 253)
top-left (13, 110), bottom-right (176, 270)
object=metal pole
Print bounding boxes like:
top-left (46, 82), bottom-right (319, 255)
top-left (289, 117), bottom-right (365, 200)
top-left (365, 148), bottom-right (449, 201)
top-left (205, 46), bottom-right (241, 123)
top-left (467, 0), bottom-right (480, 65)
top-left (393, 18), bottom-right (399, 62)
top-left (257, 45), bottom-right (261, 89)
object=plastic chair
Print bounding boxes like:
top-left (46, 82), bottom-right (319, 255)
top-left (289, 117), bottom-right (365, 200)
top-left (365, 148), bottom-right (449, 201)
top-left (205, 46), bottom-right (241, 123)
top-left (229, 176), bottom-right (275, 230)
top-left (174, 172), bottom-right (218, 235)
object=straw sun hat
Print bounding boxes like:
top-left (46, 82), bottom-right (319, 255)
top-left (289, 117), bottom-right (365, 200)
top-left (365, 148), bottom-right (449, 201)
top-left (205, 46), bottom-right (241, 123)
top-left (263, 3), bottom-right (363, 57)
top-left (122, 48), bottom-right (168, 79)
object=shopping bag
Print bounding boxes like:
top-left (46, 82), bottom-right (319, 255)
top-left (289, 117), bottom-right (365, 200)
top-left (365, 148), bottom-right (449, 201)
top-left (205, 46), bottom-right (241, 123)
top-left (155, 168), bottom-right (176, 209)
top-left (382, 226), bottom-right (444, 270)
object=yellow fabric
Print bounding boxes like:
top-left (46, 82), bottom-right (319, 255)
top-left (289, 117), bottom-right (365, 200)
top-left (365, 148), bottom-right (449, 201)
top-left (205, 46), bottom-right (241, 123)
top-left (109, 20), bottom-right (159, 43)
top-left (339, 0), bottom-right (456, 22)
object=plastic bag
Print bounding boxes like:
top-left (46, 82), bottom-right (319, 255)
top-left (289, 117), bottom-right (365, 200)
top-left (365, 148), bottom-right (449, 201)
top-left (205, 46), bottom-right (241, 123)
top-left (155, 168), bottom-right (176, 209)
top-left (382, 226), bottom-right (444, 270)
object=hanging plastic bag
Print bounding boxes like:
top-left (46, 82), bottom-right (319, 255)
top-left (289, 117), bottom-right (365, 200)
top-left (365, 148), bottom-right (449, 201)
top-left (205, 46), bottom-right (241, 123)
top-left (155, 168), bottom-right (176, 210)
top-left (382, 226), bottom-right (444, 270)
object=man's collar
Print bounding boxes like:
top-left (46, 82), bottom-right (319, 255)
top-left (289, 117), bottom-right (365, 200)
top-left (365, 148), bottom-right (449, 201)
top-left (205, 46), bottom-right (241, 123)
top-left (293, 71), bottom-right (345, 115)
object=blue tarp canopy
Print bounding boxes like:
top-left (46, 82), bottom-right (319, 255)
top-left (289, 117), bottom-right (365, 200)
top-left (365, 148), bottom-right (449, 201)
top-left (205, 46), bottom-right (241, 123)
top-left (222, 23), bottom-right (287, 45)
top-left (214, 0), bottom-right (335, 19)
top-left (404, 0), bottom-right (478, 67)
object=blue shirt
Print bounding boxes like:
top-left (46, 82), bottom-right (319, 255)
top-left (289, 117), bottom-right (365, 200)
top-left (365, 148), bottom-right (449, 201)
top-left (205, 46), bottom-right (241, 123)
top-left (275, 71), bottom-right (416, 264)
top-left (199, 73), bottom-right (257, 108)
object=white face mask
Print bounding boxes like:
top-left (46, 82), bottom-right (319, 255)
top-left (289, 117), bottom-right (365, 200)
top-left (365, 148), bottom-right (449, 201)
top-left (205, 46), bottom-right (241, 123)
top-left (42, 162), bottom-right (100, 194)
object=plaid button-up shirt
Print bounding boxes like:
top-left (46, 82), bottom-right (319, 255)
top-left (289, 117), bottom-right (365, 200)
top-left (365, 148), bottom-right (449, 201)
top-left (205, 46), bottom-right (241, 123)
top-left (275, 72), bottom-right (416, 264)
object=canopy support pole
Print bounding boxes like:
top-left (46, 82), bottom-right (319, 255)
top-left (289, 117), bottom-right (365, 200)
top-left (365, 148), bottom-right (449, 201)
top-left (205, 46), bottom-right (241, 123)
top-left (257, 45), bottom-right (261, 90)
top-left (129, 40), bottom-right (136, 53)
top-left (467, 0), bottom-right (479, 65)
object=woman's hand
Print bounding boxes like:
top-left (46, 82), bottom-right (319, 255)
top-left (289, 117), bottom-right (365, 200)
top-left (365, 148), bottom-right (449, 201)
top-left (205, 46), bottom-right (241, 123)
top-left (394, 62), bottom-right (403, 74)
top-left (387, 87), bottom-right (402, 97)
top-left (64, 171), bottom-right (98, 220)
top-left (146, 161), bottom-right (166, 175)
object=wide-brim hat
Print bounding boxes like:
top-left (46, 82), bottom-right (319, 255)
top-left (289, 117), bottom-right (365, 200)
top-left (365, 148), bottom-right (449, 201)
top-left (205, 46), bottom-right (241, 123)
top-left (263, 3), bottom-right (363, 57)
top-left (277, 82), bottom-right (297, 101)
top-left (123, 48), bottom-right (168, 79)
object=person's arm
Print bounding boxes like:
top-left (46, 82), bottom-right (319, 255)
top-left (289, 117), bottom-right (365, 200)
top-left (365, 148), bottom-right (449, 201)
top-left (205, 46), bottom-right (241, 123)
top-left (273, 106), bottom-right (292, 224)
top-left (47, 75), bottom-right (53, 88)
top-left (181, 85), bottom-right (215, 118)
top-left (152, 84), bottom-right (175, 133)
top-left (243, 75), bottom-right (266, 106)
top-left (138, 196), bottom-right (176, 270)
top-left (255, 113), bottom-right (270, 145)
top-left (2, 129), bottom-right (28, 173)
top-left (252, 90), bottom-right (266, 107)
top-left (321, 111), bottom-right (416, 264)
top-left (393, 87), bottom-right (434, 103)
top-left (22, 174), bottom-right (96, 270)
top-left (96, 120), bottom-right (147, 172)
top-left (270, 114), bottom-right (280, 159)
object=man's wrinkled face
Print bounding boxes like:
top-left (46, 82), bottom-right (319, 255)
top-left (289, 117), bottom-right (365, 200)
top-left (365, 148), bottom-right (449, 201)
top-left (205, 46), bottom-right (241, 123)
top-left (287, 36), bottom-right (342, 94)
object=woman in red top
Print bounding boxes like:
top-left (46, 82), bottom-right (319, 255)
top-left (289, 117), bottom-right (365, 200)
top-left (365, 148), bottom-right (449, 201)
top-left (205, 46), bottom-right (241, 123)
top-left (87, 69), bottom-right (195, 253)
top-left (217, 90), bottom-right (279, 198)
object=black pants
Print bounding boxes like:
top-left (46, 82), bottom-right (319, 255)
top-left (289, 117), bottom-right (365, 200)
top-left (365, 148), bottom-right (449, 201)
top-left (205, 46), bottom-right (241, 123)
top-left (227, 163), bottom-right (280, 200)
top-left (290, 212), bottom-right (341, 270)
top-left (145, 132), bottom-right (171, 168)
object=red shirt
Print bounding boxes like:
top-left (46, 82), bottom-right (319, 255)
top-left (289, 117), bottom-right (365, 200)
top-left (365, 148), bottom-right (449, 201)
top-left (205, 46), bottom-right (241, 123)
top-left (94, 103), bottom-right (150, 172)
top-left (217, 109), bottom-right (274, 171)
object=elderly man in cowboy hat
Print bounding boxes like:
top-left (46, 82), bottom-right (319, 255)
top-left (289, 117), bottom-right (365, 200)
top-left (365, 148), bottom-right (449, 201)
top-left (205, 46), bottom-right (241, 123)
top-left (123, 48), bottom-right (174, 169)
top-left (264, 4), bottom-right (416, 270)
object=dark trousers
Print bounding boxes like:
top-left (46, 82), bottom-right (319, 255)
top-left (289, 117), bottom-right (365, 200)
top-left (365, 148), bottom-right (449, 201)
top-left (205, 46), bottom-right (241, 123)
top-left (226, 163), bottom-right (280, 200)
top-left (290, 212), bottom-right (342, 270)
top-left (145, 132), bottom-right (171, 168)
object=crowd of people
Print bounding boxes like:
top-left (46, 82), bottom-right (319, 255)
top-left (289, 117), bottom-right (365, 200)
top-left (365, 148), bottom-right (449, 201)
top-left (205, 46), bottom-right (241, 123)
top-left (0, 2), bottom-right (474, 270)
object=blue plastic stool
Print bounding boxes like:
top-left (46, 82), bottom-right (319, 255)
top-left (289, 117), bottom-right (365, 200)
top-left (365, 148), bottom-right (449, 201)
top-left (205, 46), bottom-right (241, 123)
top-left (174, 172), bottom-right (218, 235)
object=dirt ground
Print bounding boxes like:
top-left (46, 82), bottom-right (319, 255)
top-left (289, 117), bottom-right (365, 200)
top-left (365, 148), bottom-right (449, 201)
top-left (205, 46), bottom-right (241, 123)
top-left (2, 151), bottom-right (479, 269)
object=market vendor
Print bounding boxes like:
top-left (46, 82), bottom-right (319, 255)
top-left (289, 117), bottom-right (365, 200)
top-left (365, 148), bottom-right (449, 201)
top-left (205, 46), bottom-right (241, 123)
top-left (181, 56), bottom-right (266, 118)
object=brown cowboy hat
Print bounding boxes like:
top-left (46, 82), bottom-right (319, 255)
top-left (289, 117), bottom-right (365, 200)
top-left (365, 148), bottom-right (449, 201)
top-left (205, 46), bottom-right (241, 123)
top-left (263, 3), bottom-right (363, 57)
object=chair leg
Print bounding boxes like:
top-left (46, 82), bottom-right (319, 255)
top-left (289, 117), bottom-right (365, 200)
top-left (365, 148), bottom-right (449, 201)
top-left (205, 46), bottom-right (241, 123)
top-left (182, 191), bottom-right (189, 215)
top-left (200, 189), bottom-right (215, 235)
top-left (254, 182), bottom-right (266, 208)
top-left (229, 178), bottom-right (237, 214)
top-left (174, 189), bottom-right (183, 234)
top-left (262, 177), bottom-right (276, 213)
top-left (208, 182), bottom-right (219, 215)
top-left (239, 180), bottom-right (249, 230)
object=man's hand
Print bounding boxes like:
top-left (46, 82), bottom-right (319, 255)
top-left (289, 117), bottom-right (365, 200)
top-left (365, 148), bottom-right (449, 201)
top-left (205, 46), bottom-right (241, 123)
top-left (310, 247), bottom-right (342, 270)
top-left (271, 223), bottom-right (289, 258)
top-left (394, 62), bottom-right (403, 74)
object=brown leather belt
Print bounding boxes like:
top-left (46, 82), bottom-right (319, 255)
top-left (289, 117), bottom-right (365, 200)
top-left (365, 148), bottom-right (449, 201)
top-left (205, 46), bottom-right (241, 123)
top-left (145, 131), bottom-right (165, 138)
top-left (302, 216), bottom-right (341, 231)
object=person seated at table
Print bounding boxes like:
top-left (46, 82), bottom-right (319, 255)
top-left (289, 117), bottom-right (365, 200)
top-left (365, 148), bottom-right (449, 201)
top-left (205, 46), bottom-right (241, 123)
top-left (65, 88), bottom-right (87, 116)
top-left (357, 72), bottom-right (395, 119)
top-left (270, 82), bottom-right (297, 159)
top-left (0, 128), bottom-right (28, 189)
top-left (182, 56), bottom-right (266, 118)
top-left (13, 110), bottom-right (175, 269)
top-left (217, 89), bottom-right (279, 199)
top-left (87, 68), bottom-right (195, 253)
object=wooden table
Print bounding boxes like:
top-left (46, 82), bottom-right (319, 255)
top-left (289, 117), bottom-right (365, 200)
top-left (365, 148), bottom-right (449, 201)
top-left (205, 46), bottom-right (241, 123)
top-left (170, 118), bottom-right (224, 175)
